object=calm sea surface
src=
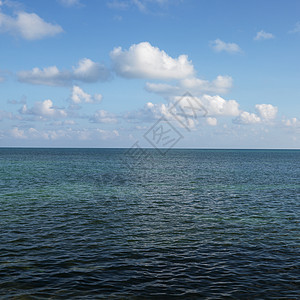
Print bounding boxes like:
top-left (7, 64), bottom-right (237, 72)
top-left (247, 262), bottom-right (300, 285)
top-left (0, 148), bottom-right (299, 299)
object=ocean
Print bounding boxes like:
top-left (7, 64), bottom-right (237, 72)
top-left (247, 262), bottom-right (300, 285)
top-left (0, 148), bottom-right (299, 298)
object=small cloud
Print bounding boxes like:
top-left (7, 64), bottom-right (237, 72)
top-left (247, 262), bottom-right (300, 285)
top-left (254, 30), bottom-right (275, 41)
top-left (90, 110), bottom-right (117, 123)
top-left (73, 58), bottom-right (109, 83)
top-left (71, 85), bottom-right (102, 104)
top-left (234, 104), bottom-right (278, 125)
top-left (206, 117), bottom-right (217, 126)
top-left (17, 58), bottom-right (110, 86)
top-left (181, 75), bottom-right (233, 95)
top-left (145, 75), bottom-right (233, 98)
top-left (20, 99), bottom-right (67, 119)
top-left (111, 41), bottom-right (194, 79)
top-left (202, 95), bottom-right (240, 117)
top-left (289, 22), bottom-right (300, 34)
top-left (0, 11), bottom-right (63, 40)
top-left (255, 104), bottom-right (277, 120)
top-left (210, 39), bottom-right (242, 54)
top-left (283, 117), bottom-right (300, 127)
top-left (234, 111), bottom-right (261, 125)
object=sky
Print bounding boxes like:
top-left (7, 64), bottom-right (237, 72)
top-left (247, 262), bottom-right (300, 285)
top-left (0, 0), bottom-right (300, 148)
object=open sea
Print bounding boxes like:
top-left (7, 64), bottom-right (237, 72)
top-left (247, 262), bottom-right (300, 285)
top-left (0, 148), bottom-right (299, 299)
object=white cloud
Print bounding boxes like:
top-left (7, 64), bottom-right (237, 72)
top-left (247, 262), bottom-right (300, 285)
top-left (90, 110), bottom-right (117, 123)
top-left (235, 111), bottom-right (261, 124)
top-left (206, 117), bottom-right (217, 126)
top-left (202, 95), bottom-right (240, 116)
top-left (20, 99), bottom-right (67, 119)
top-left (125, 101), bottom-right (187, 126)
top-left (73, 58), bottom-right (109, 83)
top-left (17, 58), bottom-right (110, 86)
top-left (0, 11), bottom-right (63, 40)
top-left (125, 93), bottom-right (239, 130)
top-left (283, 117), bottom-right (300, 127)
top-left (126, 94), bottom-right (235, 129)
top-left (255, 104), bottom-right (278, 120)
top-left (254, 30), bottom-right (275, 41)
top-left (234, 104), bottom-right (278, 125)
top-left (145, 75), bottom-right (233, 98)
top-left (181, 75), bottom-right (233, 94)
top-left (210, 39), bottom-right (242, 54)
top-left (145, 82), bottom-right (180, 96)
top-left (71, 86), bottom-right (102, 103)
top-left (18, 66), bottom-right (68, 86)
top-left (110, 41), bottom-right (194, 79)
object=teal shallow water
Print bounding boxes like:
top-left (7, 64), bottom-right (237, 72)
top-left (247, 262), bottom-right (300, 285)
top-left (0, 148), bottom-right (299, 298)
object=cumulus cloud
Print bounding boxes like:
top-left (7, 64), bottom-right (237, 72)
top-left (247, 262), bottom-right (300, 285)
top-left (125, 93), bottom-right (240, 130)
top-left (71, 86), bottom-right (102, 103)
top-left (234, 111), bottom-right (261, 124)
top-left (18, 66), bottom-right (68, 86)
top-left (17, 58), bottom-right (110, 86)
top-left (206, 117), bottom-right (217, 126)
top-left (126, 97), bottom-right (208, 130)
top-left (201, 95), bottom-right (240, 116)
top-left (90, 110), bottom-right (117, 123)
top-left (20, 99), bottom-right (67, 119)
top-left (73, 58), bottom-right (109, 83)
top-left (210, 39), bottom-right (242, 54)
top-left (110, 42), bottom-right (194, 79)
top-left (130, 101), bottom-right (172, 120)
top-left (234, 104), bottom-right (278, 125)
top-left (254, 30), bottom-right (275, 41)
top-left (125, 93), bottom-right (240, 129)
top-left (0, 11), bottom-right (63, 40)
top-left (255, 104), bottom-right (277, 120)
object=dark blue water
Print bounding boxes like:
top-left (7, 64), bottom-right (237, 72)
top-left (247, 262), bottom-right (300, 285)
top-left (0, 148), bottom-right (299, 299)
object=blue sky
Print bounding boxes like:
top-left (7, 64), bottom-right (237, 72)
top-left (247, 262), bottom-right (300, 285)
top-left (0, 0), bottom-right (299, 148)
